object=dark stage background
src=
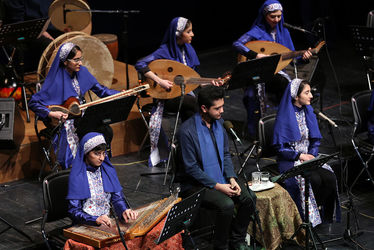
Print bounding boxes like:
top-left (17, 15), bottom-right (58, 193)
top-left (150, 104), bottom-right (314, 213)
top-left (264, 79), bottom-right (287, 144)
top-left (86, 0), bottom-right (374, 64)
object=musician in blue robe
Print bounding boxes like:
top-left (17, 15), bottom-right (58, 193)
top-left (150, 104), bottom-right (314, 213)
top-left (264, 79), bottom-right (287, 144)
top-left (273, 78), bottom-right (340, 226)
top-left (135, 17), bottom-right (222, 167)
top-left (28, 42), bottom-right (119, 169)
top-left (232, 0), bottom-right (312, 140)
top-left (66, 132), bottom-right (137, 226)
top-left (177, 85), bottom-right (256, 250)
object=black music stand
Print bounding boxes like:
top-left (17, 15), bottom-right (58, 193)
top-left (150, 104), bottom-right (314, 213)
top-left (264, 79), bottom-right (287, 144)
top-left (156, 188), bottom-right (205, 249)
top-left (0, 17), bottom-right (50, 122)
top-left (273, 152), bottom-right (339, 250)
top-left (229, 55), bottom-right (281, 175)
top-left (75, 96), bottom-right (137, 144)
top-left (227, 54), bottom-right (281, 91)
top-left (349, 25), bottom-right (374, 90)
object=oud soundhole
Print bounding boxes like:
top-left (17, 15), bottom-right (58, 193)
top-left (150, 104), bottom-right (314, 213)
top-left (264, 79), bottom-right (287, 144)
top-left (260, 47), bottom-right (265, 52)
top-left (167, 67), bottom-right (173, 73)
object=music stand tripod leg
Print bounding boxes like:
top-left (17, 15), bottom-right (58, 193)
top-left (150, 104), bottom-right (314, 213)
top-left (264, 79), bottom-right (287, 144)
top-left (0, 216), bottom-right (33, 242)
top-left (291, 177), bottom-right (325, 250)
top-left (163, 85), bottom-right (185, 186)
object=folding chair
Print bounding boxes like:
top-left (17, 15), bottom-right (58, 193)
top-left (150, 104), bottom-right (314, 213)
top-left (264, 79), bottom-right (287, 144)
top-left (350, 90), bottom-right (374, 190)
top-left (41, 169), bottom-right (72, 249)
top-left (256, 114), bottom-right (279, 176)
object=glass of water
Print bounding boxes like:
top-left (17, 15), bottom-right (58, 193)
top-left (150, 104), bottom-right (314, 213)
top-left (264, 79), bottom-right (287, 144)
top-left (252, 171), bottom-right (261, 186)
top-left (261, 172), bottom-right (270, 184)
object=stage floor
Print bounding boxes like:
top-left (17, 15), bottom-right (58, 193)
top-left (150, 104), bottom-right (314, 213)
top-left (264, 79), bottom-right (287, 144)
top-left (1, 38), bottom-right (374, 249)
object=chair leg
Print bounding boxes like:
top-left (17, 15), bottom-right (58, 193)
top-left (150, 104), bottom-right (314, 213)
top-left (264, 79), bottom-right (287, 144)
top-left (41, 212), bottom-right (53, 250)
top-left (350, 140), bottom-right (374, 190)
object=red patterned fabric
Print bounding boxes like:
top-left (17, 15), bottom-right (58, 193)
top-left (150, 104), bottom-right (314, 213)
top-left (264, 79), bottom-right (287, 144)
top-left (64, 217), bottom-right (184, 250)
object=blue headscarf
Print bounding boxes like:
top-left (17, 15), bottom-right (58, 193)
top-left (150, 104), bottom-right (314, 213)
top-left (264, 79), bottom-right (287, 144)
top-left (273, 79), bottom-right (321, 145)
top-left (246, 0), bottom-right (295, 50)
top-left (157, 17), bottom-right (200, 68)
top-left (66, 132), bottom-right (122, 200)
top-left (32, 42), bottom-right (99, 106)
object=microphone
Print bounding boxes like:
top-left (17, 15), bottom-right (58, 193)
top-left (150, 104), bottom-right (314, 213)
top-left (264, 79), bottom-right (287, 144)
top-left (314, 108), bottom-right (338, 128)
top-left (63, 3), bottom-right (67, 24)
top-left (283, 22), bottom-right (309, 34)
top-left (223, 121), bottom-right (243, 146)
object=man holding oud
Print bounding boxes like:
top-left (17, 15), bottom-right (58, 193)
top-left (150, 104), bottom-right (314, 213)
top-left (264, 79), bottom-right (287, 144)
top-left (28, 42), bottom-right (119, 169)
top-left (177, 85), bottom-right (256, 250)
top-left (232, 0), bottom-right (312, 140)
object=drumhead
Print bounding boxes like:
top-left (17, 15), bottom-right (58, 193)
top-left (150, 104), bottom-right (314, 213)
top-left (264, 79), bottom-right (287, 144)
top-left (37, 33), bottom-right (114, 101)
top-left (49, 0), bottom-right (91, 32)
top-left (37, 31), bottom-right (89, 80)
top-left (92, 33), bottom-right (118, 43)
top-left (64, 35), bottom-right (114, 91)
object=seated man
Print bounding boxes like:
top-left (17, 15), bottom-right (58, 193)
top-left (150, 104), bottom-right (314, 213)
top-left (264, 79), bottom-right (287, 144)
top-left (66, 132), bottom-right (137, 226)
top-left (177, 85), bottom-right (256, 250)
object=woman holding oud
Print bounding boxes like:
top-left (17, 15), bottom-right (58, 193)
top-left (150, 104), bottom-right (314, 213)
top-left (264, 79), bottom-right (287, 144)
top-left (135, 17), bottom-right (221, 167)
top-left (28, 42), bottom-right (119, 169)
top-left (232, 0), bottom-right (312, 140)
top-left (273, 79), bottom-right (340, 226)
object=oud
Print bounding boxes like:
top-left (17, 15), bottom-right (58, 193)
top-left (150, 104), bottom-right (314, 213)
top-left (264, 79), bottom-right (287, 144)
top-left (145, 59), bottom-right (231, 100)
top-left (237, 40), bottom-right (326, 74)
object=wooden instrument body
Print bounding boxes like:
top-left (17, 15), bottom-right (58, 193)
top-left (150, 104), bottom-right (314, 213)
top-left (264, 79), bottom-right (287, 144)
top-left (237, 41), bottom-right (292, 73)
top-left (63, 195), bottom-right (181, 248)
top-left (237, 40), bottom-right (325, 74)
top-left (48, 96), bottom-right (81, 116)
top-left (146, 59), bottom-right (201, 100)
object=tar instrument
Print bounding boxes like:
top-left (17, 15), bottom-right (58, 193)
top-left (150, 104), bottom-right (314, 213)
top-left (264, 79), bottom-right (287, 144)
top-left (63, 194), bottom-right (181, 248)
top-left (237, 40), bottom-right (326, 74)
top-left (146, 59), bottom-right (231, 99)
top-left (48, 84), bottom-right (149, 118)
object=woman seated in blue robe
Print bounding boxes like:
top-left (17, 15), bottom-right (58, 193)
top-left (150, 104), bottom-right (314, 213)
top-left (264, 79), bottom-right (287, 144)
top-left (66, 132), bottom-right (137, 226)
top-left (232, 0), bottom-right (312, 139)
top-left (273, 78), bottom-right (341, 226)
top-left (135, 17), bottom-right (221, 167)
top-left (28, 42), bottom-right (119, 169)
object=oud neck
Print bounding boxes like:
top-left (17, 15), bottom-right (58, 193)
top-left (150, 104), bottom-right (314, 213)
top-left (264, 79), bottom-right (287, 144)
top-left (281, 48), bottom-right (317, 60)
top-left (185, 77), bottom-right (217, 85)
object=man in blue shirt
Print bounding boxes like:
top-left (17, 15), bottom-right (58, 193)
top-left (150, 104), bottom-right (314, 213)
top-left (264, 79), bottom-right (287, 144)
top-left (177, 85), bottom-right (256, 250)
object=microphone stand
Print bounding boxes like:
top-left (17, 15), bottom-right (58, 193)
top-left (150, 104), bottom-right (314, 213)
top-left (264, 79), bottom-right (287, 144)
top-left (110, 202), bottom-right (128, 250)
top-left (65, 8), bottom-right (140, 90)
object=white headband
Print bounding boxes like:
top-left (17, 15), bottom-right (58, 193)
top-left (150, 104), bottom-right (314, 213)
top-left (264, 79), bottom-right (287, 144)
top-left (59, 42), bottom-right (75, 62)
top-left (84, 134), bottom-right (106, 154)
top-left (175, 17), bottom-right (188, 37)
top-left (263, 3), bottom-right (283, 14)
top-left (290, 78), bottom-right (303, 99)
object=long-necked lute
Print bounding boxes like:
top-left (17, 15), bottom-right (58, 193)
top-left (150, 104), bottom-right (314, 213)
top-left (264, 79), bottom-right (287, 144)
top-left (237, 40), bottom-right (325, 74)
top-left (47, 84), bottom-right (149, 118)
top-left (145, 59), bottom-right (231, 99)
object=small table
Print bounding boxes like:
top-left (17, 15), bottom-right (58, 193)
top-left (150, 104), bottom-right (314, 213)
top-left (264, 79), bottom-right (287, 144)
top-left (248, 183), bottom-right (305, 250)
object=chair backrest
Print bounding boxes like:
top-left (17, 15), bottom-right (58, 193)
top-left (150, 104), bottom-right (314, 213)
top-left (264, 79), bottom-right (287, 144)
top-left (351, 90), bottom-right (372, 136)
top-left (367, 10), bottom-right (374, 28)
top-left (258, 114), bottom-right (277, 158)
top-left (42, 169), bottom-right (71, 222)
